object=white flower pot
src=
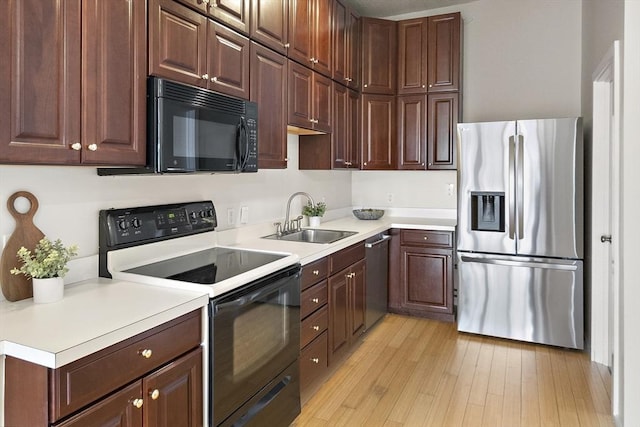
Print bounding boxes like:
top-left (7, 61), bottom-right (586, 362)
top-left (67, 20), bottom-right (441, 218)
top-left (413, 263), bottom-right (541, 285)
top-left (309, 216), bottom-right (321, 227)
top-left (32, 277), bottom-right (64, 304)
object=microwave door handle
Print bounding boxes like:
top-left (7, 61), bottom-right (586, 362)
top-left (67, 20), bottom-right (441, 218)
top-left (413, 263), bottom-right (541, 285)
top-left (235, 121), bottom-right (242, 171)
top-left (240, 116), bottom-right (249, 171)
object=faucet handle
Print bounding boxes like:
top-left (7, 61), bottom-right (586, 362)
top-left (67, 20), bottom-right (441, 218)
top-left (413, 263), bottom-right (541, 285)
top-left (295, 215), bottom-right (303, 232)
top-left (274, 222), bottom-right (283, 236)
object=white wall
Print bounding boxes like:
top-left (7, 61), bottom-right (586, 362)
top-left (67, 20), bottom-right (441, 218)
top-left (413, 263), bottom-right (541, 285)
top-left (0, 135), bottom-right (351, 262)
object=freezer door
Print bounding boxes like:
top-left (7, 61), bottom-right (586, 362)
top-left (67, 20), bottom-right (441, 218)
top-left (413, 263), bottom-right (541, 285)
top-left (456, 253), bottom-right (584, 349)
top-left (457, 121), bottom-right (516, 253)
top-left (516, 118), bottom-right (583, 258)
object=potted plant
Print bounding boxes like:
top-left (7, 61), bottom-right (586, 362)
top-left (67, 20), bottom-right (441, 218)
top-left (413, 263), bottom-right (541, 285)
top-left (10, 237), bottom-right (78, 304)
top-left (302, 201), bottom-right (326, 227)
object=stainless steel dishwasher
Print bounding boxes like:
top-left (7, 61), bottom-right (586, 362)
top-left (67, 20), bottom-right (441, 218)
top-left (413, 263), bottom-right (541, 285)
top-left (365, 233), bottom-right (391, 329)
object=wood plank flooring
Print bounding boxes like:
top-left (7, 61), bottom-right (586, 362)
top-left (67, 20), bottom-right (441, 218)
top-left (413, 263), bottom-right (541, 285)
top-left (292, 314), bottom-right (613, 427)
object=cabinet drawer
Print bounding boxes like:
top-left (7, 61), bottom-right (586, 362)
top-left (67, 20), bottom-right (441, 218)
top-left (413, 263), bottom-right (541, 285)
top-left (301, 257), bottom-right (329, 290)
top-left (51, 310), bottom-right (202, 420)
top-left (400, 230), bottom-right (453, 247)
top-left (300, 331), bottom-right (328, 393)
top-left (301, 306), bottom-right (328, 349)
top-left (301, 280), bottom-right (328, 319)
top-left (329, 242), bottom-right (365, 274)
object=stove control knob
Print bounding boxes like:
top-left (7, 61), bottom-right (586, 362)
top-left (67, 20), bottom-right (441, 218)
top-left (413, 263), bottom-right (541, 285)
top-left (189, 211), bottom-right (197, 220)
top-left (208, 209), bottom-right (214, 217)
top-left (199, 210), bottom-right (206, 218)
top-left (118, 220), bottom-right (128, 230)
top-left (132, 218), bottom-right (142, 228)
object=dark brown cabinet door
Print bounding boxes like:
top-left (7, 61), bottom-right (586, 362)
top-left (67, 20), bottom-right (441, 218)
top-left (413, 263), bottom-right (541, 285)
top-left (251, 42), bottom-right (288, 169)
top-left (328, 271), bottom-right (349, 363)
top-left (397, 95), bottom-right (427, 170)
top-left (313, 72), bottom-right (332, 133)
top-left (427, 92), bottom-right (458, 170)
top-left (208, 0), bottom-right (250, 34)
top-left (289, 0), bottom-right (332, 77)
top-left (149, 0), bottom-right (208, 86)
top-left (398, 18), bottom-right (428, 94)
top-left (312, 0), bottom-right (332, 78)
top-left (56, 382), bottom-right (143, 427)
top-left (349, 259), bottom-right (366, 340)
top-left (427, 12), bottom-right (461, 92)
top-left (82, 0), bottom-right (146, 165)
top-left (208, 22), bottom-right (250, 99)
top-left (332, 0), bottom-right (348, 85)
top-left (400, 246), bottom-right (453, 317)
top-left (361, 17), bottom-right (396, 94)
top-left (0, 0), bottom-right (81, 164)
top-left (332, 84), bottom-right (359, 169)
top-left (361, 94), bottom-right (396, 170)
top-left (347, 89), bottom-right (361, 168)
top-left (347, 9), bottom-right (361, 90)
top-left (143, 348), bottom-right (203, 427)
top-left (288, 60), bottom-right (313, 128)
top-left (251, 0), bottom-right (288, 54)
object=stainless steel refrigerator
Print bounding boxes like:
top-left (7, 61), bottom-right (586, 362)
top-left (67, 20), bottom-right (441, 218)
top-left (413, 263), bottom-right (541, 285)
top-left (456, 118), bottom-right (584, 349)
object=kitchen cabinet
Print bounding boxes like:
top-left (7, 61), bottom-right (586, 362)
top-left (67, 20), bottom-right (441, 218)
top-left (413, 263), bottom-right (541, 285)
top-left (427, 92), bottom-right (459, 170)
top-left (361, 17), bottom-right (396, 95)
top-left (0, 0), bottom-right (146, 166)
top-left (288, 60), bottom-right (332, 133)
top-left (397, 18), bottom-right (428, 94)
top-left (427, 12), bottom-right (461, 92)
top-left (289, 0), bottom-right (332, 78)
top-left (4, 311), bottom-right (203, 426)
top-left (150, 0), bottom-right (250, 99)
top-left (361, 94), bottom-right (396, 170)
top-left (251, 42), bottom-right (289, 168)
top-left (299, 258), bottom-right (330, 403)
top-left (397, 94), bottom-right (427, 169)
top-left (251, 0), bottom-right (289, 55)
top-left (333, 1), bottom-right (360, 90)
top-left (328, 243), bottom-right (366, 364)
top-left (389, 229), bottom-right (455, 322)
top-left (332, 83), bottom-right (360, 168)
top-left (176, 0), bottom-right (250, 35)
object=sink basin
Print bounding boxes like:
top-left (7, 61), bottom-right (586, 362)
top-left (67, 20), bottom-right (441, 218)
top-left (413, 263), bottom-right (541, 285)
top-left (263, 229), bottom-right (357, 244)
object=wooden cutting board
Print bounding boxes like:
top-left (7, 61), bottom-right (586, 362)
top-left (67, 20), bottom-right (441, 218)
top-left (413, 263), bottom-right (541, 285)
top-left (0, 191), bottom-right (45, 302)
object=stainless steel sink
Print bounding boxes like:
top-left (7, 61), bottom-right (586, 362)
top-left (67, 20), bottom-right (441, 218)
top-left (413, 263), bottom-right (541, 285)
top-left (262, 229), bottom-right (357, 244)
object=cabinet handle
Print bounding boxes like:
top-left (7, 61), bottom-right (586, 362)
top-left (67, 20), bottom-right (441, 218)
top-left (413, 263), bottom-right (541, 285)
top-left (70, 142), bottom-right (81, 151)
top-left (311, 358), bottom-right (320, 364)
top-left (211, 76), bottom-right (218, 82)
top-left (312, 269), bottom-right (320, 275)
top-left (87, 143), bottom-right (97, 151)
top-left (139, 349), bottom-right (153, 359)
top-left (201, 0), bottom-right (210, 4)
top-left (313, 325), bottom-right (320, 331)
top-left (310, 57), bottom-right (316, 63)
top-left (150, 389), bottom-right (160, 400)
top-left (284, 43), bottom-right (290, 48)
top-left (132, 398), bottom-right (144, 409)
top-left (312, 298), bottom-right (319, 304)
top-left (202, 73), bottom-right (209, 80)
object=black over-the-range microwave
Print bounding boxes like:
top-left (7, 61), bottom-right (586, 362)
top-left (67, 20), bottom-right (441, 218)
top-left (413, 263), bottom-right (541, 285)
top-left (98, 77), bottom-right (258, 175)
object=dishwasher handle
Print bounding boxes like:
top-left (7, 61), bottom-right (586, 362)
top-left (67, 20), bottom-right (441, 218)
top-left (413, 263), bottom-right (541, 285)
top-left (365, 234), bottom-right (391, 248)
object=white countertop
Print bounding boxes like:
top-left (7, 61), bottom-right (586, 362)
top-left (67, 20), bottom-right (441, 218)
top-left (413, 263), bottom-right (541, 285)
top-left (0, 278), bottom-right (209, 368)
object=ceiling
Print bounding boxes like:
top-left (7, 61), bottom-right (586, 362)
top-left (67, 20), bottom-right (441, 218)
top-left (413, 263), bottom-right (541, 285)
top-left (342, 0), bottom-right (477, 18)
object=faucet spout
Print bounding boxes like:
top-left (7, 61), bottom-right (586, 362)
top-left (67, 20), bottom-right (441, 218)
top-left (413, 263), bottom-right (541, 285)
top-left (284, 192), bottom-right (316, 232)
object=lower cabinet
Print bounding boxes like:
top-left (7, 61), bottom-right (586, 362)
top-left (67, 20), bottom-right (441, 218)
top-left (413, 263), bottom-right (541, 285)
top-left (389, 229), bottom-right (455, 322)
top-left (4, 310), bottom-right (203, 427)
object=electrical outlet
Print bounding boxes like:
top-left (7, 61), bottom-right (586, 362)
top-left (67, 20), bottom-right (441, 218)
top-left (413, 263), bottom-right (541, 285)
top-left (387, 193), bottom-right (394, 204)
top-left (240, 206), bottom-right (249, 224)
top-left (227, 208), bottom-right (235, 225)
top-left (447, 183), bottom-right (455, 196)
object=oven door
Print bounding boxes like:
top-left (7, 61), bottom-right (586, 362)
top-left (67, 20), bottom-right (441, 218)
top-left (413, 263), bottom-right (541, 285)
top-left (210, 265), bottom-right (301, 426)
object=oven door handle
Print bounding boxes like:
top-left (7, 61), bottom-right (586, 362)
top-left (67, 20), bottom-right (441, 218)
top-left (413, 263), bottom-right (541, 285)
top-left (213, 274), bottom-right (295, 312)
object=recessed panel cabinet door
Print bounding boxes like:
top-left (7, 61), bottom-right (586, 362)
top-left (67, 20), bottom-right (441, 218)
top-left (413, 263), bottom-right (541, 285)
top-left (0, 0), bottom-right (81, 164)
top-left (349, 260), bottom-right (366, 339)
top-left (209, 0), bottom-right (250, 34)
top-left (251, 0), bottom-right (289, 54)
top-left (208, 22), bottom-right (250, 99)
top-left (361, 17), bottom-right (396, 95)
top-left (398, 94), bottom-right (427, 170)
top-left (328, 272), bottom-right (349, 363)
top-left (427, 12), bottom-right (461, 92)
top-left (82, 0), bottom-right (146, 165)
top-left (427, 92), bottom-right (458, 170)
top-left (361, 94), bottom-right (396, 170)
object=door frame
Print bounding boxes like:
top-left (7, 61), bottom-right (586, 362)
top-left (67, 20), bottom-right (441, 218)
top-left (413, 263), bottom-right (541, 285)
top-left (590, 40), bottom-right (620, 393)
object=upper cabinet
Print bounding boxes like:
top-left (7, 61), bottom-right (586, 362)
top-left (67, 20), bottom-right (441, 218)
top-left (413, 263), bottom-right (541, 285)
top-left (288, 61), bottom-right (332, 133)
top-left (176, 0), bottom-right (250, 34)
top-left (397, 19), bottom-right (428, 94)
top-left (150, 0), bottom-right (250, 99)
top-left (361, 18), bottom-right (396, 95)
top-left (427, 12), bottom-right (461, 92)
top-left (251, 0), bottom-right (289, 54)
top-left (333, 1), bottom-right (360, 90)
top-left (289, 0), bottom-right (333, 78)
top-left (0, 0), bottom-right (146, 166)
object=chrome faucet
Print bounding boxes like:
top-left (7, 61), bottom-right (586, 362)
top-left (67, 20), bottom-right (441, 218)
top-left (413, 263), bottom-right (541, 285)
top-left (283, 192), bottom-right (316, 233)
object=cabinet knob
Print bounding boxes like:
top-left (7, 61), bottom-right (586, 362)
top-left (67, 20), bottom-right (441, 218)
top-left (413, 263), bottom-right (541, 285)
top-left (312, 269), bottom-right (319, 275)
top-left (70, 142), bottom-right (81, 151)
top-left (211, 76), bottom-right (218, 82)
top-left (202, 73), bottom-right (209, 80)
top-left (363, 162), bottom-right (367, 166)
top-left (429, 84), bottom-right (433, 88)
top-left (87, 143), bottom-right (97, 151)
top-left (311, 358), bottom-right (320, 364)
top-left (428, 162), bottom-right (432, 166)
top-left (312, 297), bottom-right (320, 304)
top-left (201, 0), bottom-right (210, 4)
top-left (139, 349), bottom-right (153, 359)
top-left (312, 325), bottom-right (320, 331)
top-left (150, 389), bottom-right (160, 400)
top-left (422, 84), bottom-right (426, 88)
top-left (310, 57), bottom-right (315, 63)
top-left (424, 236), bottom-right (429, 240)
top-left (364, 84), bottom-right (368, 88)
top-left (132, 398), bottom-right (144, 409)
top-left (284, 43), bottom-right (290, 48)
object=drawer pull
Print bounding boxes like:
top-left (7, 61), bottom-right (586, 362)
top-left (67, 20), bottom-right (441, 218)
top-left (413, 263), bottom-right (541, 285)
top-left (313, 270), bottom-right (320, 276)
top-left (132, 398), bottom-right (144, 409)
top-left (139, 349), bottom-right (153, 359)
top-left (150, 389), bottom-right (160, 400)
top-left (312, 298), bottom-right (319, 304)
top-left (312, 325), bottom-right (320, 331)
top-left (311, 358), bottom-right (320, 364)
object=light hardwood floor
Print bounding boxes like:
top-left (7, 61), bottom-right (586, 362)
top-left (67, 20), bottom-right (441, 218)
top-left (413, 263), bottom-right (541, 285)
top-left (293, 314), bottom-right (613, 427)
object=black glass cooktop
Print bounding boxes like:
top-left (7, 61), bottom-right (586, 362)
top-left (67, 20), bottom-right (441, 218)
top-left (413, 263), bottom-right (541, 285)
top-left (124, 247), bottom-right (287, 285)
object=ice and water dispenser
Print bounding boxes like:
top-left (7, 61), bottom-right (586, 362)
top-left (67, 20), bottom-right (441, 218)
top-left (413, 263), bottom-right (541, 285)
top-left (470, 192), bottom-right (505, 232)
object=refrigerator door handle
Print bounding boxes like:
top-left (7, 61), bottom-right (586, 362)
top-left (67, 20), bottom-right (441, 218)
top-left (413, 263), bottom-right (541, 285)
top-left (460, 255), bottom-right (578, 271)
top-left (517, 134), bottom-right (525, 239)
top-left (508, 136), bottom-right (516, 239)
